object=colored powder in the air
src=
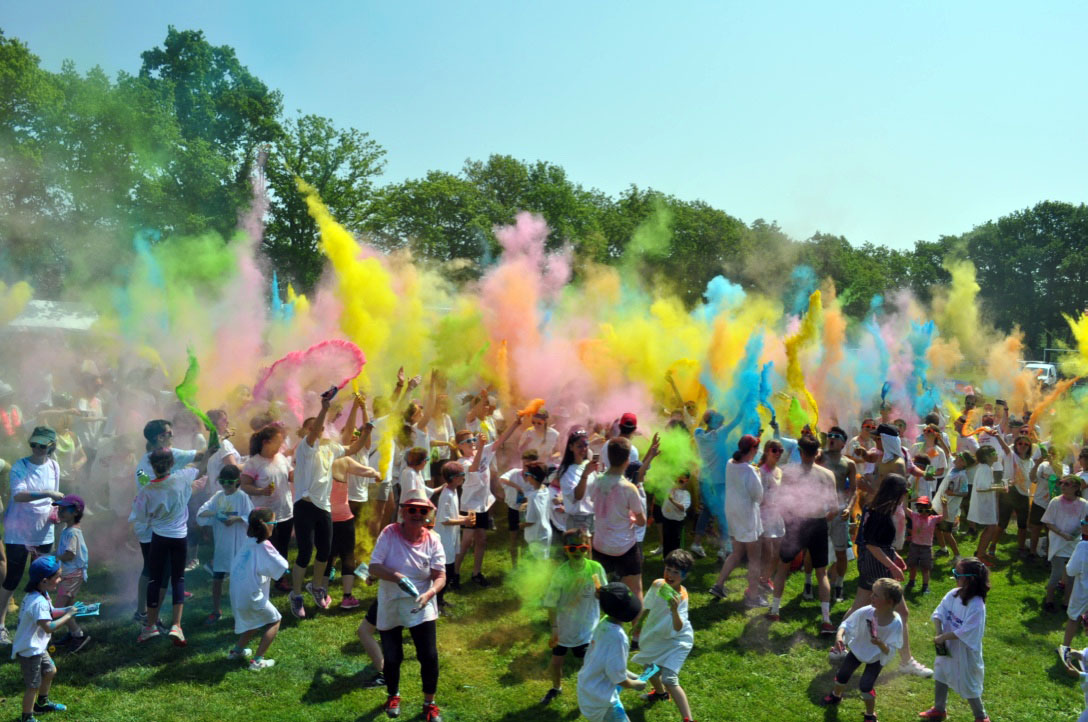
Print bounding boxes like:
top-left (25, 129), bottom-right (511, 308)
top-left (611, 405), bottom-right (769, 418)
top-left (252, 339), bottom-right (367, 422)
top-left (1027, 379), bottom-right (1077, 435)
top-left (785, 265), bottom-right (819, 316)
top-left (782, 290), bottom-right (822, 431)
top-left (935, 258), bottom-right (983, 362)
top-left (639, 427), bottom-right (702, 501)
top-left (1063, 311), bottom-right (1088, 377)
top-left (0, 281), bottom-right (32, 325)
top-left (175, 348), bottom-right (215, 433)
top-left (908, 320), bottom-right (941, 415)
top-left (505, 555), bottom-right (556, 610)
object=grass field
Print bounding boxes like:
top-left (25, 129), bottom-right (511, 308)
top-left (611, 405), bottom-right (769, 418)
top-left (0, 530), bottom-right (1083, 722)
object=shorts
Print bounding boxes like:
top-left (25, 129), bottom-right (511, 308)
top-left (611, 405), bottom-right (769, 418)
top-left (508, 507), bottom-right (521, 533)
top-left (365, 599), bottom-right (378, 626)
top-left (938, 520), bottom-right (955, 533)
top-left (57, 572), bottom-right (84, 600)
top-left (594, 543), bottom-right (643, 579)
top-left (857, 546), bottom-right (894, 591)
top-left (1050, 556), bottom-right (1071, 589)
top-left (466, 510), bottom-right (492, 531)
top-left (829, 516), bottom-right (850, 551)
top-left (212, 571), bottom-right (227, 581)
top-left (780, 517), bottom-right (830, 569)
top-left (1029, 503), bottom-right (1047, 526)
top-left (657, 665), bottom-right (680, 687)
top-left (375, 480), bottom-right (393, 503)
top-left (19, 651), bottom-right (55, 689)
top-left (998, 490), bottom-right (1030, 531)
top-left (906, 542), bottom-right (933, 570)
top-left (552, 643), bottom-right (589, 658)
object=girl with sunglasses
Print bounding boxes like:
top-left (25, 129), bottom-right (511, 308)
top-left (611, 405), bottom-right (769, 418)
top-left (1041, 475), bottom-right (1088, 613)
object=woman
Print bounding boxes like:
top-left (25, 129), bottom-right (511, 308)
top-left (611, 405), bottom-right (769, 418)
top-left (369, 488), bottom-right (447, 722)
top-left (709, 435), bottom-right (764, 606)
top-left (0, 426), bottom-right (63, 642)
top-left (518, 408), bottom-right (561, 462)
top-left (757, 439), bottom-right (785, 593)
top-left (241, 423), bottom-right (294, 588)
top-left (556, 428), bottom-right (597, 533)
top-left (425, 393), bottom-right (456, 462)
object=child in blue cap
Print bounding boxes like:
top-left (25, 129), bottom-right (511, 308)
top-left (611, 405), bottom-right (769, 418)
top-left (12, 555), bottom-right (78, 722)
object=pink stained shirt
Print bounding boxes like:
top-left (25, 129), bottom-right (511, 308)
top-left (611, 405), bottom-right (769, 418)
top-left (909, 511), bottom-right (941, 547)
top-left (330, 479), bottom-right (353, 523)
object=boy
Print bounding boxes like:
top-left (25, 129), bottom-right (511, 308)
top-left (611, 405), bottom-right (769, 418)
top-left (577, 582), bottom-right (646, 722)
top-left (53, 495), bottom-right (90, 653)
top-left (632, 550), bottom-right (696, 722)
top-left (13, 556), bottom-right (78, 722)
top-left (906, 496), bottom-right (941, 594)
top-left (520, 464), bottom-right (552, 559)
top-left (500, 450), bottom-right (537, 569)
top-left (540, 528), bottom-right (607, 705)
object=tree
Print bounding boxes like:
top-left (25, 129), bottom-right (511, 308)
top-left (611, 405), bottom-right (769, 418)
top-left (264, 113), bottom-right (386, 290)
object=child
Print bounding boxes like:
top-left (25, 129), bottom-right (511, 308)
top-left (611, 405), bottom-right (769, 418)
top-left (906, 496), bottom-right (941, 594)
top-left (823, 578), bottom-right (904, 722)
top-left (12, 556), bottom-right (77, 722)
top-left (228, 509), bottom-right (289, 670)
top-left (539, 528), bottom-right (607, 706)
top-left (330, 455), bottom-right (381, 610)
top-left (577, 582), bottom-right (646, 722)
top-left (1031, 445), bottom-right (1067, 558)
top-left (919, 557), bottom-right (991, 722)
top-left (197, 464), bottom-right (253, 623)
top-left (435, 462), bottom-right (473, 607)
top-left (1041, 476), bottom-right (1088, 613)
top-left (632, 550), bottom-right (696, 722)
top-left (52, 495), bottom-right (90, 653)
top-left (933, 453), bottom-right (972, 562)
top-left (500, 450), bottom-right (537, 570)
top-left (659, 473), bottom-right (692, 558)
top-left (520, 463), bottom-right (553, 559)
top-left (967, 447), bottom-right (1001, 566)
top-left (1062, 646), bottom-right (1088, 722)
top-left (1061, 517), bottom-right (1088, 661)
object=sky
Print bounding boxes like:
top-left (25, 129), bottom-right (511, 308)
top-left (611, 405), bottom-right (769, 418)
top-left (5, 1), bottom-right (1087, 250)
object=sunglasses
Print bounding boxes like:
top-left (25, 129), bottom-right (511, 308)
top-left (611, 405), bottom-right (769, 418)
top-left (828, 434), bottom-right (846, 441)
top-left (863, 425), bottom-right (876, 431)
top-left (564, 544), bottom-right (589, 552)
top-left (769, 448), bottom-right (783, 455)
top-left (952, 570), bottom-right (976, 578)
top-left (402, 506), bottom-right (429, 516)
top-left (459, 437), bottom-right (478, 444)
top-left (29, 443), bottom-right (50, 450)
top-left (446, 472), bottom-right (466, 479)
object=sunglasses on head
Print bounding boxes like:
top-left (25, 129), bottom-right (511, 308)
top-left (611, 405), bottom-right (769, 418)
top-left (564, 544), bottom-right (589, 552)
top-left (402, 506), bottom-right (428, 516)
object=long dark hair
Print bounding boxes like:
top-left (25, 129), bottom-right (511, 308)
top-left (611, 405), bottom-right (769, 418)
top-left (249, 422), bottom-right (286, 457)
top-left (954, 556), bottom-right (991, 605)
top-left (870, 473), bottom-right (908, 516)
top-left (557, 427), bottom-right (588, 482)
top-left (247, 508), bottom-right (275, 541)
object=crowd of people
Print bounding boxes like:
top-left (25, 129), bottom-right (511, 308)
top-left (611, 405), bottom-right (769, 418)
top-left (1, 363), bottom-right (1087, 722)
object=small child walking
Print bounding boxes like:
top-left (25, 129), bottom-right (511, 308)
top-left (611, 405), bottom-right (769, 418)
top-left (906, 496), bottom-right (941, 594)
top-left (197, 464), bottom-right (253, 623)
top-left (520, 464), bottom-right (553, 560)
top-left (933, 454), bottom-right (971, 562)
top-left (12, 556), bottom-right (78, 722)
top-left (919, 557), bottom-right (992, 722)
top-left (228, 509), bottom-right (290, 670)
top-left (823, 578), bottom-right (904, 722)
top-left (632, 550), bottom-right (697, 722)
top-left (577, 582), bottom-right (646, 722)
top-left (52, 495), bottom-right (90, 653)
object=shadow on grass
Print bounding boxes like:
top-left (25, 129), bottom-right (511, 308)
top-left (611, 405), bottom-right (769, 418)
top-left (302, 665), bottom-right (374, 705)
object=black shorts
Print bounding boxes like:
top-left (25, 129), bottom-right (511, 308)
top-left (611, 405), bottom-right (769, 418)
top-left (365, 599), bottom-right (378, 626)
top-left (593, 543), bottom-right (643, 579)
top-left (780, 517), bottom-right (829, 569)
top-left (552, 643), bottom-right (589, 658)
top-left (467, 510), bottom-right (492, 531)
top-left (508, 507), bottom-right (521, 532)
top-left (1029, 503), bottom-right (1047, 526)
top-left (998, 490), bottom-right (1030, 530)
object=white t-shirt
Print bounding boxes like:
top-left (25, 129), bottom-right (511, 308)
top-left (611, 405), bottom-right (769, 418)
top-left (426, 414), bottom-right (456, 460)
top-left (1006, 452), bottom-right (1035, 497)
top-left (58, 526), bottom-right (88, 580)
top-left (206, 439), bottom-right (240, 486)
top-left (542, 559), bottom-right (605, 647)
top-left (370, 523), bottom-right (446, 631)
top-left (519, 426), bottom-right (560, 460)
top-left (230, 539), bottom-right (289, 634)
top-left (198, 490), bottom-right (255, 573)
top-left (460, 443), bottom-right (496, 513)
top-left (135, 447), bottom-right (197, 486)
top-left (367, 416), bottom-right (397, 483)
top-left (559, 461), bottom-right (596, 517)
top-left (725, 460), bottom-right (764, 543)
top-left (911, 444), bottom-right (948, 476)
top-left (935, 469), bottom-right (969, 521)
top-left (662, 487), bottom-right (691, 522)
top-left (11, 591), bottom-right (52, 659)
top-left (633, 579), bottom-right (693, 672)
top-left (931, 589), bottom-right (986, 699)
top-left (129, 467), bottom-right (199, 540)
top-left (292, 439), bottom-right (345, 512)
top-left (5, 457), bottom-right (60, 546)
top-left (399, 467), bottom-right (427, 498)
top-left (839, 605), bottom-right (903, 665)
top-left (241, 453), bottom-right (294, 522)
top-left (846, 435), bottom-right (876, 475)
top-left (435, 486), bottom-right (461, 561)
top-left (524, 486), bottom-right (552, 547)
top-left (1034, 461), bottom-right (1067, 508)
top-left (1041, 496), bottom-right (1088, 561)
top-left (500, 469), bottom-right (530, 508)
top-left (577, 620), bottom-right (630, 722)
top-left (589, 473), bottom-right (645, 557)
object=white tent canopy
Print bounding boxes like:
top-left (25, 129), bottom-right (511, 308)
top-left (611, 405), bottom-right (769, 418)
top-left (5, 300), bottom-right (98, 331)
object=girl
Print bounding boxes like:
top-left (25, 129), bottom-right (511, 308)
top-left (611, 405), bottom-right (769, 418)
top-left (968, 446), bottom-right (1001, 566)
top-left (228, 509), bottom-right (289, 670)
top-left (241, 423), bottom-right (293, 587)
top-left (633, 550), bottom-right (696, 722)
top-left (1041, 476), bottom-right (1088, 612)
top-left (555, 427), bottom-right (597, 534)
top-left (13, 556), bottom-right (77, 722)
top-left (919, 557), bottom-right (991, 722)
top-left (710, 435), bottom-right (764, 606)
top-left (757, 440), bottom-right (785, 596)
top-left (1004, 434), bottom-right (1036, 558)
top-left (197, 464), bottom-right (253, 623)
top-left (499, 450), bottom-right (536, 570)
top-left (659, 472), bottom-right (692, 559)
top-left (53, 496), bottom-right (89, 653)
top-left (933, 452), bottom-right (972, 563)
top-left (1031, 445), bottom-right (1066, 559)
top-left (435, 462), bottom-right (473, 607)
top-left (518, 408), bottom-right (561, 462)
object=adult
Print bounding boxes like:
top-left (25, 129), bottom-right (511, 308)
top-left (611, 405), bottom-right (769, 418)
top-left (288, 389), bottom-right (366, 618)
top-left (912, 423), bottom-right (950, 501)
top-left (820, 427), bottom-right (859, 604)
top-left (710, 435), bottom-right (765, 606)
top-left (518, 408), bottom-right (561, 462)
top-left (589, 437), bottom-right (647, 600)
top-left (368, 488), bottom-right (446, 722)
top-left (767, 436), bottom-right (837, 633)
top-left (556, 427), bottom-right (598, 534)
top-left (0, 426), bottom-right (63, 643)
top-left (241, 423), bottom-right (294, 580)
top-left (690, 410), bottom-right (727, 559)
top-left (615, 413), bottom-right (640, 463)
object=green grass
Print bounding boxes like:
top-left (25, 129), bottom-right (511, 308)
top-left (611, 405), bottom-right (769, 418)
top-left (0, 531), bottom-right (1082, 722)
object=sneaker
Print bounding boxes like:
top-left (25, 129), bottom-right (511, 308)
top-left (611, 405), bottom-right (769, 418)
top-left (708, 585), bottom-right (727, 600)
top-left (316, 588), bottom-right (331, 609)
top-left (205, 612), bottom-right (222, 626)
top-left (228, 647), bottom-right (252, 660)
top-left (921, 585), bottom-right (931, 595)
top-left (422, 702), bottom-right (442, 721)
top-left (185, 558), bottom-right (200, 572)
top-left (540, 687), bottom-right (562, 705)
top-left (168, 624), bottom-right (187, 647)
top-left (290, 593), bottom-right (306, 619)
top-left (834, 586), bottom-right (845, 603)
top-left (1059, 644), bottom-right (1072, 666)
top-left (934, 548), bottom-right (949, 557)
top-left (66, 634), bottom-right (91, 654)
top-left (471, 573), bottom-right (490, 587)
top-left (385, 694), bottom-right (402, 718)
top-left (33, 700), bottom-right (66, 713)
top-left (648, 546), bottom-right (662, 556)
top-left (766, 612), bottom-right (781, 622)
top-left (249, 657), bottom-right (276, 671)
top-left (690, 544), bottom-right (707, 559)
top-left (132, 611), bottom-right (148, 625)
top-left (641, 690), bottom-right (670, 703)
top-left (828, 647), bottom-right (849, 663)
top-left (802, 582), bottom-right (814, 600)
top-left (0, 627), bottom-right (12, 645)
top-left (1043, 601), bottom-right (1057, 613)
top-left (156, 620), bottom-right (169, 636)
top-left (304, 582), bottom-right (324, 607)
top-left (902, 657), bottom-right (933, 677)
top-left (717, 548), bottom-right (728, 561)
top-left (137, 625), bottom-right (160, 643)
top-left (360, 669), bottom-right (386, 689)
top-left (744, 594), bottom-right (770, 608)
top-left (819, 622), bottom-right (836, 635)
top-left (918, 707), bottom-right (947, 720)
top-left (821, 693), bottom-right (843, 706)
top-left (341, 595), bottom-right (361, 610)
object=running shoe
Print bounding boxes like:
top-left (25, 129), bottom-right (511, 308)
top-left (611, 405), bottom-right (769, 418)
top-left (901, 657), bottom-right (933, 677)
top-left (765, 612), bottom-right (781, 622)
top-left (132, 611), bottom-right (148, 625)
top-left (185, 558), bottom-right (200, 572)
top-left (360, 669), bottom-right (386, 689)
top-left (917, 708), bottom-right (947, 720)
top-left (802, 582), bottom-right (814, 600)
top-left (33, 700), bottom-right (66, 713)
top-left (540, 688), bottom-right (561, 705)
top-left (471, 573), bottom-right (490, 588)
top-left (819, 622), bottom-right (836, 635)
top-left (249, 658), bottom-right (276, 671)
top-left (422, 702), bottom-right (442, 721)
top-left (1060, 644), bottom-right (1073, 666)
top-left (290, 593), bottom-right (306, 619)
top-left (690, 544), bottom-right (706, 559)
top-left (341, 595), bottom-right (361, 610)
top-left (228, 647), bottom-right (252, 660)
top-left (708, 585), bottom-right (727, 600)
top-left (744, 594), bottom-right (770, 608)
top-left (168, 624), bottom-right (187, 647)
top-left (385, 694), bottom-right (401, 718)
top-left (0, 627), bottom-right (12, 645)
top-left (641, 691), bottom-right (670, 703)
top-left (137, 625), bottom-right (160, 643)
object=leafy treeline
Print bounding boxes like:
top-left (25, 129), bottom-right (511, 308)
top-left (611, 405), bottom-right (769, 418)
top-left (1, 28), bottom-right (1086, 354)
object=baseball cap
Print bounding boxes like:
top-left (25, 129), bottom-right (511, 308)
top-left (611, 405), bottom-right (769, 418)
top-left (28, 426), bottom-right (56, 446)
top-left (599, 581), bottom-right (642, 623)
top-left (28, 556), bottom-right (61, 587)
top-left (52, 494), bottom-right (85, 513)
top-left (916, 496), bottom-right (931, 506)
top-left (619, 412), bottom-right (637, 429)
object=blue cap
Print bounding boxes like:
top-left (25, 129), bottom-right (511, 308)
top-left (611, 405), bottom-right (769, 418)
top-left (28, 556), bottom-right (61, 587)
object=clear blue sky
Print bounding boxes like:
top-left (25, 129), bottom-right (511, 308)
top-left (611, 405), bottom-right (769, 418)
top-left (5, 2), bottom-right (1087, 249)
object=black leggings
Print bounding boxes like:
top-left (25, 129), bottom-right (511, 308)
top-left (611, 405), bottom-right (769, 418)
top-left (293, 500), bottom-right (333, 568)
top-left (380, 620), bottom-right (439, 697)
top-left (146, 533), bottom-right (187, 608)
top-left (661, 518), bottom-right (684, 558)
top-left (270, 517), bottom-right (294, 561)
top-left (330, 519), bottom-right (356, 576)
top-left (835, 651), bottom-right (883, 695)
top-left (2, 543), bottom-right (51, 592)
top-left (139, 542), bottom-right (173, 591)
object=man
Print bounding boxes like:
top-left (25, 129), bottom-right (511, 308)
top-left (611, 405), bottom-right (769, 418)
top-left (819, 427), bottom-right (858, 603)
top-left (768, 436), bottom-right (838, 633)
top-left (589, 437), bottom-right (647, 600)
top-left (615, 413), bottom-right (640, 463)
